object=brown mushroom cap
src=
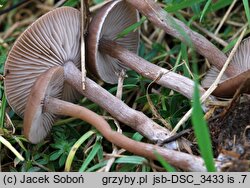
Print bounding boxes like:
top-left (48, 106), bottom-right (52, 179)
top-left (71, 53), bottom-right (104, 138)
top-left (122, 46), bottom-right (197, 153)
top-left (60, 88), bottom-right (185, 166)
top-left (87, 0), bottom-right (140, 84)
top-left (24, 66), bottom-right (64, 144)
top-left (4, 7), bottom-right (81, 118)
top-left (202, 37), bottom-right (250, 97)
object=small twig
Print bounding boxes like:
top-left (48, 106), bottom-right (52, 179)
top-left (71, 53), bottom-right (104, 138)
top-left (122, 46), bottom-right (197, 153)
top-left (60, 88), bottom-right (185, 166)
top-left (192, 22), bottom-right (228, 47)
top-left (103, 152), bottom-right (126, 158)
top-left (5, 113), bottom-right (15, 134)
top-left (206, 100), bottom-right (230, 107)
top-left (156, 29), bottom-right (165, 43)
top-left (214, 0), bottom-right (238, 35)
top-left (105, 71), bottom-right (125, 172)
top-left (182, 60), bottom-right (194, 79)
top-left (159, 129), bottom-right (192, 146)
top-left (98, 149), bottom-right (126, 172)
top-left (141, 33), bottom-right (153, 47)
top-left (104, 119), bottom-right (122, 172)
top-left (115, 70), bottom-right (126, 100)
top-left (146, 71), bottom-right (172, 130)
top-left (81, 0), bottom-right (86, 90)
top-left (226, 20), bottom-right (245, 27)
top-left (230, 23), bottom-right (248, 41)
top-left (149, 28), bottom-right (160, 40)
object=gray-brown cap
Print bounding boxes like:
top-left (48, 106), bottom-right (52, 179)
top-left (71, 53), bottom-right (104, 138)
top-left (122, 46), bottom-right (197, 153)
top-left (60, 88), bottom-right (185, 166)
top-left (202, 37), bottom-right (250, 97)
top-left (87, 0), bottom-right (140, 84)
top-left (4, 7), bottom-right (81, 118)
top-left (24, 66), bottom-right (64, 144)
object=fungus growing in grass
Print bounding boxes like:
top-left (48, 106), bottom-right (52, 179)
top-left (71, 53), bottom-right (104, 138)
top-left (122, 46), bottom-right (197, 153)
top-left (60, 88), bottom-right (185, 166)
top-left (4, 7), bottom-right (174, 145)
top-left (87, 0), bottom-right (206, 99)
top-left (24, 66), bottom-right (86, 143)
top-left (24, 66), bottom-right (208, 171)
top-left (202, 37), bottom-right (250, 98)
top-left (87, 0), bottom-right (139, 84)
top-left (24, 66), bottom-right (208, 172)
top-left (2, 3), bottom-right (222, 172)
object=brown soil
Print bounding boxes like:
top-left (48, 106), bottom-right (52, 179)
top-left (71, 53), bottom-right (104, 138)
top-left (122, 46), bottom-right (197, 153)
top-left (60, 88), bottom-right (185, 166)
top-left (208, 97), bottom-right (250, 171)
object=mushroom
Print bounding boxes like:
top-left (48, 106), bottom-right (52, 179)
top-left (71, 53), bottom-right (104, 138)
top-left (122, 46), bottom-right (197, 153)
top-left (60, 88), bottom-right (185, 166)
top-left (24, 66), bottom-right (84, 143)
top-left (4, 7), bottom-right (174, 145)
top-left (202, 37), bottom-right (250, 98)
top-left (4, 7), bottom-right (81, 118)
top-left (25, 66), bottom-right (207, 172)
top-left (87, 0), bottom-right (206, 100)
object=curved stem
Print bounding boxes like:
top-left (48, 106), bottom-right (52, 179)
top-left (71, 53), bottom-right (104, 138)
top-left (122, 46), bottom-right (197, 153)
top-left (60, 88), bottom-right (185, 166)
top-left (45, 97), bottom-right (207, 172)
top-left (126, 0), bottom-right (240, 77)
top-left (100, 38), bottom-right (206, 99)
top-left (64, 62), bottom-right (175, 147)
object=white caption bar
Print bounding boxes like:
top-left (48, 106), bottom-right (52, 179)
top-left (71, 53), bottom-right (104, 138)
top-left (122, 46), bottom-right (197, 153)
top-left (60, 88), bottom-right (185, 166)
top-left (0, 173), bottom-right (249, 188)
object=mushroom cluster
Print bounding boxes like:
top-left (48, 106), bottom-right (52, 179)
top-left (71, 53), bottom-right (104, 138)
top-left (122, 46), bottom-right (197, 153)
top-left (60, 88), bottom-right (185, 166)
top-left (5, 0), bottom-right (246, 172)
top-left (3, 3), bottom-right (215, 171)
top-left (4, 2), bottom-right (210, 145)
top-left (4, 6), bottom-right (180, 147)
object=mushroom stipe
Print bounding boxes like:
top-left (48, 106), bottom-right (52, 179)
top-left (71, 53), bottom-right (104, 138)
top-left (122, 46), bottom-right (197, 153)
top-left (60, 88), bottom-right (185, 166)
top-left (63, 61), bottom-right (176, 146)
top-left (24, 66), bottom-right (208, 172)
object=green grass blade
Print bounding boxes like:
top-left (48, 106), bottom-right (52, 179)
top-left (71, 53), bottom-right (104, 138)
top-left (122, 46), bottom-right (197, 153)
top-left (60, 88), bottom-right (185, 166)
top-left (0, 0), bottom-right (7, 9)
top-left (0, 93), bottom-right (6, 127)
top-left (115, 156), bottom-right (147, 164)
top-left (159, 4), bottom-right (216, 171)
top-left (243, 0), bottom-right (250, 27)
top-left (132, 132), bottom-right (143, 141)
top-left (154, 151), bottom-right (176, 172)
top-left (116, 16), bottom-right (146, 39)
top-left (200, 0), bottom-right (212, 22)
top-left (222, 38), bottom-right (237, 53)
top-left (191, 73), bottom-right (216, 172)
top-left (165, 0), bottom-right (205, 13)
top-left (86, 161), bottom-right (108, 172)
top-left (180, 43), bottom-right (191, 78)
top-left (93, 0), bottom-right (104, 4)
top-left (79, 138), bottom-right (102, 172)
top-left (65, 130), bottom-right (95, 172)
top-left (210, 0), bottom-right (233, 12)
top-left (63, 0), bottom-right (79, 7)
